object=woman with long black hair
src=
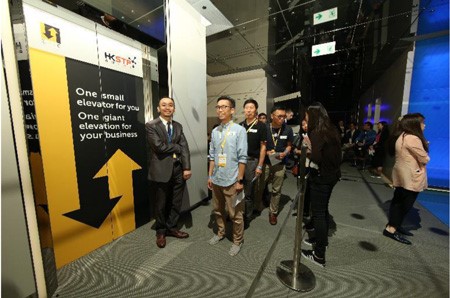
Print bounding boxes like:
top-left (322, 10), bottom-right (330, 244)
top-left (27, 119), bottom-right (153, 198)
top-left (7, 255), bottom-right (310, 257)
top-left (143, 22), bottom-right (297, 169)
top-left (301, 103), bottom-right (341, 267)
top-left (383, 113), bottom-right (430, 244)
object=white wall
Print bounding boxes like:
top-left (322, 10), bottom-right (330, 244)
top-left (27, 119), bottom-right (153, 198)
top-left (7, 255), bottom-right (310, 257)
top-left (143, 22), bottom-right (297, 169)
top-left (207, 69), bottom-right (267, 130)
top-left (167, 0), bottom-right (209, 208)
top-left (1, 0), bottom-right (44, 295)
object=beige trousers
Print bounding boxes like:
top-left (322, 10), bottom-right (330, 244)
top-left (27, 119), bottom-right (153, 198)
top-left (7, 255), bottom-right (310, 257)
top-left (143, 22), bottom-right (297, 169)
top-left (255, 163), bottom-right (286, 214)
top-left (212, 183), bottom-right (244, 245)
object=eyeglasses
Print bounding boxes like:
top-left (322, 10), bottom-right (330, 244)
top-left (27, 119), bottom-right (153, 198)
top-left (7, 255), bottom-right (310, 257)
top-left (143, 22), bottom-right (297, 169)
top-left (274, 114), bottom-right (286, 119)
top-left (215, 105), bottom-right (231, 110)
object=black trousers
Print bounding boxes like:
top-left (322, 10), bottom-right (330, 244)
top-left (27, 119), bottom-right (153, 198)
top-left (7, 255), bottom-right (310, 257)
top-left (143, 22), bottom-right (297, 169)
top-left (153, 162), bottom-right (185, 235)
top-left (243, 158), bottom-right (258, 220)
top-left (388, 187), bottom-right (419, 228)
top-left (308, 178), bottom-right (337, 258)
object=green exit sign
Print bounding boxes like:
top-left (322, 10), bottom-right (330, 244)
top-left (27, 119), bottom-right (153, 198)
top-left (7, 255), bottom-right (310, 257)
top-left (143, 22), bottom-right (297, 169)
top-left (313, 7), bottom-right (338, 25)
top-left (312, 41), bottom-right (336, 57)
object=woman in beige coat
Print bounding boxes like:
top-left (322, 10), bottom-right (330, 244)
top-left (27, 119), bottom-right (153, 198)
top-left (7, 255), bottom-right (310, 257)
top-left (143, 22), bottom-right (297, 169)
top-left (383, 113), bottom-right (430, 245)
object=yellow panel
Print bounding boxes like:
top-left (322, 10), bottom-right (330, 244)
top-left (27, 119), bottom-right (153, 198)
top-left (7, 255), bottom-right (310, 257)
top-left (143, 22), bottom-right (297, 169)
top-left (29, 48), bottom-right (112, 268)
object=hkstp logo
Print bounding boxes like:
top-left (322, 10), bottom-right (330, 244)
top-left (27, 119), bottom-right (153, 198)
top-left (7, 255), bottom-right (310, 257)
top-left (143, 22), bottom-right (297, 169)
top-left (104, 52), bottom-right (137, 68)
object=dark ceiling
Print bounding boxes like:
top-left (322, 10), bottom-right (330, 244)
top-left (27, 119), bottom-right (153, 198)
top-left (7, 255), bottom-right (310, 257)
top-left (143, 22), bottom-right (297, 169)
top-left (206, 0), bottom-right (418, 112)
top-left (53, 0), bottom-right (428, 113)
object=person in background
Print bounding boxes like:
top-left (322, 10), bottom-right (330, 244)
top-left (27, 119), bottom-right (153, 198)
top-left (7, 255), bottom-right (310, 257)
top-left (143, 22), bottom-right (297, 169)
top-left (337, 120), bottom-right (346, 143)
top-left (146, 97), bottom-right (192, 249)
top-left (256, 106), bottom-right (294, 225)
top-left (301, 102), bottom-right (341, 268)
top-left (369, 121), bottom-right (389, 178)
top-left (383, 113), bottom-right (429, 245)
top-left (258, 113), bottom-right (268, 124)
top-left (240, 99), bottom-right (267, 228)
top-left (293, 119), bottom-right (312, 219)
top-left (342, 122), bottom-right (360, 161)
top-left (293, 119), bottom-right (310, 156)
top-left (353, 121), bottom-right (376, 168)
top-left (208, 96), bottom-right (247, 256)
top-left (344, 122), bottom-right (360, 145)
top-left (285, 108), bottom-right (294, 123)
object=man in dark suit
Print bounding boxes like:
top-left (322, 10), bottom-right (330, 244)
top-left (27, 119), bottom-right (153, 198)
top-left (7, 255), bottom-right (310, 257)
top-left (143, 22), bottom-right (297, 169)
top-left (146, 97), bottom-right (191, 248)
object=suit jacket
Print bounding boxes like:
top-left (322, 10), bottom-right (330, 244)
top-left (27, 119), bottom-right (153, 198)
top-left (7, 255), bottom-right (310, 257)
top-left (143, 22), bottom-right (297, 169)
top-left (146, 118), bottom-right (191, 183)
top-left (344, 129), bottom-right (360, 144)
top-left (392, 133), bottom-right (429, 192)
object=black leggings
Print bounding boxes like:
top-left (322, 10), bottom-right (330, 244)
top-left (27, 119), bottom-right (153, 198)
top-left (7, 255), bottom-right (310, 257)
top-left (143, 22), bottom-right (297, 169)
top-left (308, 180), bottom-right (337, 258)
top-left (388, 187), bottom-right (419, 228)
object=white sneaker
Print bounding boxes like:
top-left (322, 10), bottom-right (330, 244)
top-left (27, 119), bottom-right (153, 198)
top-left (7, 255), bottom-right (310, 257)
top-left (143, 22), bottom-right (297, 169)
top-left (208, 235), bottom-right (223, 245)
top-left (229, 243), bottom-right (242, 256)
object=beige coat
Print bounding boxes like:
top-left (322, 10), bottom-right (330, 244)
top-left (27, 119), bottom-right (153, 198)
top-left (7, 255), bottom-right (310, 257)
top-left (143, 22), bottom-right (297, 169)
top-left (392, 133), bottom-right (430, 192)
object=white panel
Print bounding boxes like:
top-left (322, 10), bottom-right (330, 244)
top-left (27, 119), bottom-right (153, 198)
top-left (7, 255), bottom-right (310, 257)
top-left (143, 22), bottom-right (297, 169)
top-left (13, 23), bottom-right (28, 61)
top-left (274, 91), bottom-right (301, 102)
top-left (187, 0), bottom-right (234, 36)
top-left (168, 0), bottom-right (208, 207)
top-left (402, 50), bottom-right (415, 115)
top-left (23, 2), bottom-right (143, 78)
top-left (207, 69), bottom-right (267, 125)
top-left (2, 0), bottom-right (45, 296)
top-left (97, 33), bottom-right (143, 77)
top-left (23, 3), bottom-right (98, 65)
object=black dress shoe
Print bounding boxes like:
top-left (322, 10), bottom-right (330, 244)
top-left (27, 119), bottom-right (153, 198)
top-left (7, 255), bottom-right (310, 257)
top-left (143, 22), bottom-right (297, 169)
top-left (397, 227), bottom-right (414, 236)
top-left (383, 229), bottom-right (411, 245)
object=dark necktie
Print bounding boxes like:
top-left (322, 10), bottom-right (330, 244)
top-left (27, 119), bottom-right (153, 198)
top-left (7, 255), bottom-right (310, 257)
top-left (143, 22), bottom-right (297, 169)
top-left (167, 122), bottom-right (172, 143)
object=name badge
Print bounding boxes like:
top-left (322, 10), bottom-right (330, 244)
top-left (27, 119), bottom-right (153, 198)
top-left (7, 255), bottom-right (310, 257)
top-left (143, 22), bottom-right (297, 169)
top-left (249, 129), bottom-right (258, 133)
top-left (218, 154), bottom-right (227, 167)
top-left (280, 135), bottom-right (287, 139)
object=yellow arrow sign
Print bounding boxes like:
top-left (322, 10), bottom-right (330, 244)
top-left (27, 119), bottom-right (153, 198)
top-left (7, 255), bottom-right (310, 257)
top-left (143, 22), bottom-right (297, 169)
top-left (94, 149), bottom-right (142, 238)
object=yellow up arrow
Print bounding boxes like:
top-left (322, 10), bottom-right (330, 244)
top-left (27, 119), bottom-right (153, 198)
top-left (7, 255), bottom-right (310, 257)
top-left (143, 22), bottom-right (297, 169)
top-left (94, 149), bottom-right (142, 238)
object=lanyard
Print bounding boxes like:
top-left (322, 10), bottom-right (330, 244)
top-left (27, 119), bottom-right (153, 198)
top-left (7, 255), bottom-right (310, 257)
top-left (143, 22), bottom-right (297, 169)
top-left (220, 122), bottom-right (233, 154)
top-left (243, 118), bottom-right (258, 133)
top-left (270, 124), bottom-right (282, 148)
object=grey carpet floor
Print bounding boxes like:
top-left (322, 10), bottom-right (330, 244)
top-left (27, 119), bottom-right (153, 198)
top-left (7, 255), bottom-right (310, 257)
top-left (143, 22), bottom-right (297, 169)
top-left (53, 164), bottom-right (449, 298)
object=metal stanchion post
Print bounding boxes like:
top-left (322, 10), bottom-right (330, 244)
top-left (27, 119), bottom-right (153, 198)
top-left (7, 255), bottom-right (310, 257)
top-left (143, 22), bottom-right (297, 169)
top-left (276, 145), bottom-right (315, 292)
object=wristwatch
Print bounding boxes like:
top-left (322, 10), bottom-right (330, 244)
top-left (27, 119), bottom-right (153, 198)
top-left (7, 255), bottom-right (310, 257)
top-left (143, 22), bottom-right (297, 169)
top-left (237, 179), bottom-right (244, 184)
